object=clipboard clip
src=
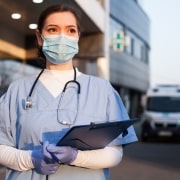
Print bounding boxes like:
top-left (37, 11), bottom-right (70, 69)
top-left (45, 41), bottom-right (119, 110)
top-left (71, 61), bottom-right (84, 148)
top-left (90, 122), bottom-right (95, 125)
top-left (90, 122), bottom-right (97, 129)
top-left (90, 121), bottom-right (109, 129)
top-left (90, 121), bottom-right (130, 136)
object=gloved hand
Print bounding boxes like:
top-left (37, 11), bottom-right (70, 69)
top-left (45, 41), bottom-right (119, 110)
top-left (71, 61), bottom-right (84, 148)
top-left (31, 141), bottom-right (59, 175)
top-left (45, 144), bottom-right (78, 165)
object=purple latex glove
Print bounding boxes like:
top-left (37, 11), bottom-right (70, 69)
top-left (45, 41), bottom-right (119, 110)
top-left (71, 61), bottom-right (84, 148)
top-left (45, 144), bottom-right (78, 165)
top-left (31, 141), bottom-right (59, 175)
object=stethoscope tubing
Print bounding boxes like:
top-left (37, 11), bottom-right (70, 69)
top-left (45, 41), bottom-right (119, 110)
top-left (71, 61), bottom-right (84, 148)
top-left (25, 66), bottom-right (80, 109)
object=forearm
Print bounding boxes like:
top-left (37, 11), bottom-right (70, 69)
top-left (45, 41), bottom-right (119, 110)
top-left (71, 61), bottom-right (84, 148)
top-left (71, 146), bottom-right (123, 169)
top-left (0, 145), bottom-right (123, 171)
top-left (0, 145), bottom-right (33, 171)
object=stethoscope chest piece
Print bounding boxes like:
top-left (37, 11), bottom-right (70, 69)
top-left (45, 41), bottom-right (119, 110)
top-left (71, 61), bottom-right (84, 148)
top-left (25, 96), bottom-right (32, 109)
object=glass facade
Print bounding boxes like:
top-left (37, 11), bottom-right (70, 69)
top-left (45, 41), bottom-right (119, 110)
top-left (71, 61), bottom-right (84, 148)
top-left (109, 0), bottom-right (150, 116)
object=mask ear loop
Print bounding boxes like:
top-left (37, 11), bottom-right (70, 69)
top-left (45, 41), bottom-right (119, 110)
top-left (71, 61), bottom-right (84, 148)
top-left (40, 34), bottom-right (45, 40)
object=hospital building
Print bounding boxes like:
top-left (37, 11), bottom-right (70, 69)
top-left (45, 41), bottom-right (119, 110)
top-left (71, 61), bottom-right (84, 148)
top-left (0, 0), bottom-right (150, 117)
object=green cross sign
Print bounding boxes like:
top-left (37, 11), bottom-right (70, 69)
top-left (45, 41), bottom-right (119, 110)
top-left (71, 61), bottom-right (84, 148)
top-left (112, 31), bottom-right (125, 52)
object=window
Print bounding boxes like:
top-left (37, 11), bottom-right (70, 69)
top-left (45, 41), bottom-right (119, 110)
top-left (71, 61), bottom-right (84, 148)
top-left (147, 97), bottom-right (180, 112)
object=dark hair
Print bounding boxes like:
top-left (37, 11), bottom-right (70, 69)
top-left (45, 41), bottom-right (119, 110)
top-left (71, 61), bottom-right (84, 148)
top-left (36, 2), bottom-right (81, 67)
top-left (38, 3), bottom-right (81, 33)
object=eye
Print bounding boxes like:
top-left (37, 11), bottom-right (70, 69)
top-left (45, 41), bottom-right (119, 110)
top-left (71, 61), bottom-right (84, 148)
top-left (47, 27), bottom-right (58, 33)
top-left (44, 25), bottom-right (59, 34)
top-left (67, 27), bottom-right (78, 36)
top-left (69, 28), bottom-right (76, 34)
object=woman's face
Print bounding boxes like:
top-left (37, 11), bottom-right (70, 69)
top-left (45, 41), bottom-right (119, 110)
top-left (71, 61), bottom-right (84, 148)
top-left (36, 11), bottom-right (79, 46)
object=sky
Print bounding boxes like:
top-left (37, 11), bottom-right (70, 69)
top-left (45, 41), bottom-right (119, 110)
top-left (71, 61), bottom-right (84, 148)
top-left (141, 0), bottom-right (180, 87)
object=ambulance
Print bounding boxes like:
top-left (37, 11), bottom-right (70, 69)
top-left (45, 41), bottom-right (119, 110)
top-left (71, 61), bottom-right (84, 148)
top-left (141, 85), bottom-right (180, 141)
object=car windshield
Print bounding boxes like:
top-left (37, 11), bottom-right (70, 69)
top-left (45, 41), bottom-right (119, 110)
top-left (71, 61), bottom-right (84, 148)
top-left (147, 96), bottom-right (180, 112)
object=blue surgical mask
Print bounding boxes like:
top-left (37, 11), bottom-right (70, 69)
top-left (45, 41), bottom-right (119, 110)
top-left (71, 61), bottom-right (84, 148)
top-left (42, 34), bottom-right (79, 64)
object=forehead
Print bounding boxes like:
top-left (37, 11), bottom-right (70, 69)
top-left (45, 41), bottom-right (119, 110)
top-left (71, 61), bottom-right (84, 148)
top-left (44, 11), bottom-right (77, 27)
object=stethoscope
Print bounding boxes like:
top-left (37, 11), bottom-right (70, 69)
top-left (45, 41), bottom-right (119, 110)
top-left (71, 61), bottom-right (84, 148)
top-left (25, 66), bottom-right (81, 126)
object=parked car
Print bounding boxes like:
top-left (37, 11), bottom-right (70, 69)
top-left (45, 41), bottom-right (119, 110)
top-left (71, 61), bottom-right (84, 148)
top-left (141, 85), bottom-right (180, 141)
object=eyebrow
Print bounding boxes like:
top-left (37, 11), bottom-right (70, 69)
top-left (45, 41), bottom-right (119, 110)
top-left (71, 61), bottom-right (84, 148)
top-left (45, 24), bottom-right (77, 28)
top-left (67, 25), bottom-right (78, 29)
top-left (45, 24), bottom-right (58, 28)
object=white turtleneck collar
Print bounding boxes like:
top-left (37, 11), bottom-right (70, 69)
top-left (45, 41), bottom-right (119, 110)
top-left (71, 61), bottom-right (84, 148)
top-left (39, 68), bottom-right (81, 97)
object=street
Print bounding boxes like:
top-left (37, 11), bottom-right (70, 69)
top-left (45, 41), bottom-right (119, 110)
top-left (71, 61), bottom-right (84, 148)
top-left (110, 141), bottom-right (180, 180)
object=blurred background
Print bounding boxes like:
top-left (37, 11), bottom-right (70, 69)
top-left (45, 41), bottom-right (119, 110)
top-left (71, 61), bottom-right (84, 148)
top-left (0, 0), bottom-right (180, 179)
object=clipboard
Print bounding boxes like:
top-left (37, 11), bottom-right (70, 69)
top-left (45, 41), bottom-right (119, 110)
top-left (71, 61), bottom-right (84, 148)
top-left (56, 118), bottom-right (137, 150)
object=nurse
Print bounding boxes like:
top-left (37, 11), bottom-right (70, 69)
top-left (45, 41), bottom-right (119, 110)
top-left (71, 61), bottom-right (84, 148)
top-left (0, 2), bottom-right (137, 180)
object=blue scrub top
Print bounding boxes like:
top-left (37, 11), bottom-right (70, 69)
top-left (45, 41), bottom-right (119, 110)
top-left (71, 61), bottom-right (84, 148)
top-left (0, 73), bottom-right (137, 180)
